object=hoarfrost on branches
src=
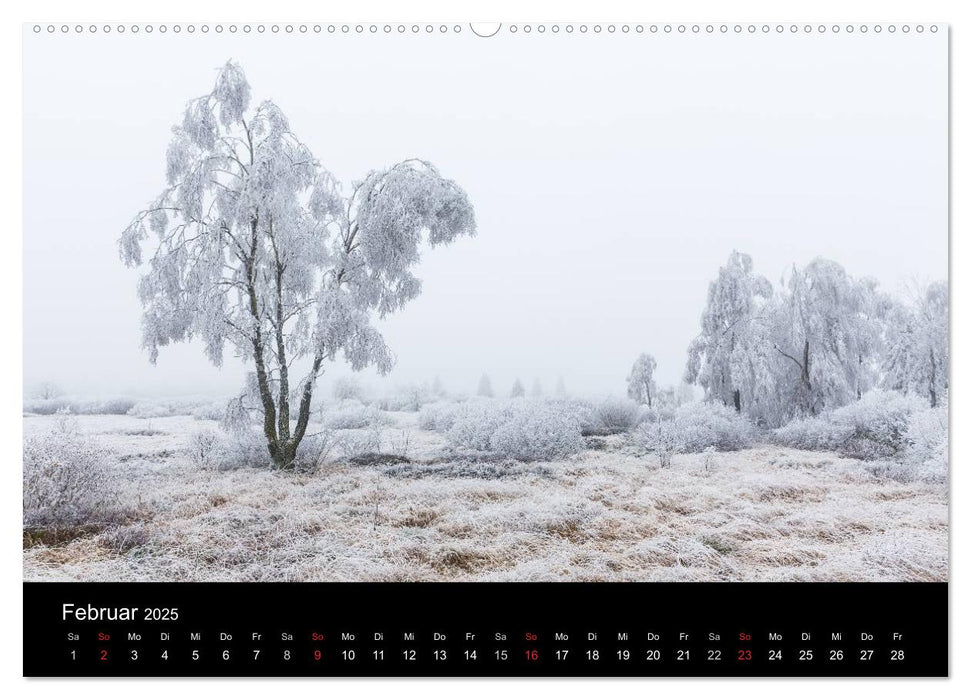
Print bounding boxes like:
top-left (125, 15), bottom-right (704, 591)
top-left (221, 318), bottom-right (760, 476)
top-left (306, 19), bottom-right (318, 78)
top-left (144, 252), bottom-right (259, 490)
top-left (684, 251), bottom-right (771, 415)
top-left (626, 353), bottom-right (658, 407)
top-left (684, 252), bottom-right (939, 429)
top-left (446, 400), bottom-right (584, 461)
top-left (120, 61), bottom-right (476, 469)
top-left (883, 282), bottom-right (949, 407)
top-left (770, 258), bottom-right (886, 421)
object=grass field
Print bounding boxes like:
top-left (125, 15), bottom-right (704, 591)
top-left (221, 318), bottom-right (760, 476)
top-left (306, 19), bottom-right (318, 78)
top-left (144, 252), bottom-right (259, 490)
top-left (22, 411), bottom-right (947, 583)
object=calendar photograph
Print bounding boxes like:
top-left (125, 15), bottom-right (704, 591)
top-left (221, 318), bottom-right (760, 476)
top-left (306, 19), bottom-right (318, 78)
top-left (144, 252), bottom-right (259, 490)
top-left (23, 24), bottom-right (948, 587)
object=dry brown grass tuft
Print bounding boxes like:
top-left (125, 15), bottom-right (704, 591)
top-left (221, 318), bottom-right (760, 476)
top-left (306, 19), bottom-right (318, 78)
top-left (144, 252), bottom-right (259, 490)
top-left (23, 524), bottom-right (104, 549)
top-left (394, 508), bottom-right (440, 528)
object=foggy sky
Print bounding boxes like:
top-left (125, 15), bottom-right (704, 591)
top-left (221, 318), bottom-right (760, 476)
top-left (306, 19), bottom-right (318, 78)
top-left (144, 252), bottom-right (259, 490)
top-left (23, 27), bottom-right (948, 399)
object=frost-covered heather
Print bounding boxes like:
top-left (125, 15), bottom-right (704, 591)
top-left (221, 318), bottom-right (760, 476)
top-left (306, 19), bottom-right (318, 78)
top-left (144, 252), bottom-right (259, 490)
top-left (578, 397), bottom-right (642, 436)
top-left (636, 419), bottom-right (686, 468)
top-left (447, 399), bottom-right (584, 461)
top-left (191, 401), bottom-right (227, 421)
top-left (773, 390), bottom-right (927, 460)
top-left (128, 398), bottom-right (213, 419)
top-left (21, 395), bottom-right (225, 419)
top-left (186, 429), bottom-right (222, 469)
top-left (418, 401), bottom-right (462, 432)
top-left (23, 417), bottom-right (118, 529)
top-left (902, 403), bottom-right (948, 483)
top-left (332, 376), bottom-right (367, 403)
top-left (22, 411), bottom-right (946, 583)
top-left (23, 396), bottom-right (137, 416)
top-left (637, 401), bottom-right (757, 453)
top-left (322, 401), bottom-right (392, 430)
top-left (375, 385), bottom-right (434, 413)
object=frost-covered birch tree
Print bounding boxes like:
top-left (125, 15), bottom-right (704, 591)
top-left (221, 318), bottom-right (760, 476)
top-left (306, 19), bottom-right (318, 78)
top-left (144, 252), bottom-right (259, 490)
top-left (769, 258), bottom-right (884, 419)
top-left (119, 61), bottom-right (475, 469)
top-left (684, 251), bottom-right (772, 413)
top-left (883, 281), bottom-right (948, 407)
top-left (626, 353), bottom-right (658, 407)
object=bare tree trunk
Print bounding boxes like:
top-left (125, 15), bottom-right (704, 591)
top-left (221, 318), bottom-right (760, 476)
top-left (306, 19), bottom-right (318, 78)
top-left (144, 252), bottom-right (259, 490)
top-left (773, 340), bottom-right (813, 414)
top-left (802, 340), bottom-right (815, 414)
top-left (292, 354), bottom-right (324, 448)
top-left (733, 389), bottom-right (741, 412)
top-left (929, 347), bottom-right (938, 408)
top-left (244, 217), bottom-right (285, 469)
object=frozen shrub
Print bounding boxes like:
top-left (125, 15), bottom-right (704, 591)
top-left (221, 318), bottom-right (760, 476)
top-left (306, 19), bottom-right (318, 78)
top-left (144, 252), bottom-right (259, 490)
top-left (376, 384), bottom-right (430, 412)
top-left (294, 432), bottom-right (337, 471)
top-left (632, 402), bottom-right (753, 465)
top-left (332, 376), bottom-right (366, 402)
top-left (213, 396), bottom-right (275, 468)
top-left (579, 397), bottom-right (641, 436)
top-left (188, 424), bottom-right (287, 471)
top-left (384, 430), bottom-right (412, 458)
top-left (128, 400), bottom-right (177, 419)
top-left (186, 430), bottom-right (221, 469)
top-left (490, 404), bottom-right (584, 461)
top-left (774, 416), bottom-right (840, 452)
top-left (669, 402), bottom-right (756, 452)
top-left (635, 419), bottom-right (686, 467)
top-left (323, 401), bottom-right (391, 430)
top-left (418, 401), bottom-right (461, 433)
top-left (100, 398), bottom-right (137, 415)
top-left (334, 426), bottom-right (383, 458)
top-left (22, 397), bottom-right (70, 415)
top-left (128, 398), bottom-right (202, 418)
top-left (774, 390), bottom-right (926, 460)
top-left (121, 423), bottom-right (165, 437)
top-left (23, 418), bottom-right (116, 528)
top-left (903, 403), bottom-right (948, 483)
top-left (221, 429), bottom-right (271, 469)
top-left (73, 398), bottom-right (137, 415)
top-left (23, 396), bottom-right (137, 416)
top-left (191, 401), bottom-right (226, 421)
top-left (446, 400), bottom-right (583, 461)
top-left (446, 400), bottom-right (510, 453)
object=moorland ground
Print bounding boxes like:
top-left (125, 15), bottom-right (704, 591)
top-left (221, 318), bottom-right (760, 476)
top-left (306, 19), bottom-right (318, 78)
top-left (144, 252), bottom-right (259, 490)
top-left (22, 411), bottom-right (947, 583)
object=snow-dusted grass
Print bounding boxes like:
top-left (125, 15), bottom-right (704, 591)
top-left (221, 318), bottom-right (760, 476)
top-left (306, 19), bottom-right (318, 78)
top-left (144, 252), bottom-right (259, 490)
top-left (22, 410), bottom-right (946, 583)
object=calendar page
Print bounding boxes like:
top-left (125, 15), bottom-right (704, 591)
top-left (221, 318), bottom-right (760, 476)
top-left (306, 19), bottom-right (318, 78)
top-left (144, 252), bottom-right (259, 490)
top-left (22, 22), bottom-right (948, 677)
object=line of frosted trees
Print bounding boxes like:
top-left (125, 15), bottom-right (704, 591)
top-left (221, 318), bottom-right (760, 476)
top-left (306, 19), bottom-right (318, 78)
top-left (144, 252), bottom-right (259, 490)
top-left (476, 374), bottom-right (566, 399)
top-left (677, 251), bottom-right (948, 428)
